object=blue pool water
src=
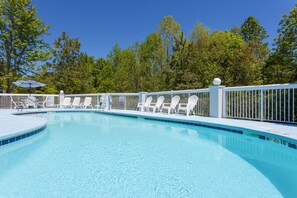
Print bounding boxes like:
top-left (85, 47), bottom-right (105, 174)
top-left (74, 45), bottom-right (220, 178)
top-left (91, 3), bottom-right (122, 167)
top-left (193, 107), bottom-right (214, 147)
top-left (0, 112), bottom-right (297, 197)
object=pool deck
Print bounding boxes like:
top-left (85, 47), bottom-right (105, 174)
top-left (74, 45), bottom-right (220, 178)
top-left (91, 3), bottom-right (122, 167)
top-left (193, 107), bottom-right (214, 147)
top-left (0, 109), bottom-right (47, 141)
top-left (0, 108), bottom-right (297, 144)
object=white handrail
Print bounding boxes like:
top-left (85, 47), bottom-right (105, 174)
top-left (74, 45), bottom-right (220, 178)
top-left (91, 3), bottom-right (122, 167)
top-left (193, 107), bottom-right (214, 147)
top-left (147, 88), bottom-right (209, 95)
top-left (0, 93), bottom-right (59, 96)
top-left (225, 83), bottom-right (297, 91)
top-left (66, 93), bottom-right (138, 97)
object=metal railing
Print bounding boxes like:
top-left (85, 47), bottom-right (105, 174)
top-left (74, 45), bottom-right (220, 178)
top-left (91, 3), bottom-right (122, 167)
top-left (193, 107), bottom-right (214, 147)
top-left (146, 88), bottom-right (210, 116)
top-left (2, 82), bottom-right (297, 124)
top-left (65, 93), bottom-right (139, 110)
top-left (224, 84), bottom-right (297, 123)
top-left (0, 94), bottom-right (59, 109)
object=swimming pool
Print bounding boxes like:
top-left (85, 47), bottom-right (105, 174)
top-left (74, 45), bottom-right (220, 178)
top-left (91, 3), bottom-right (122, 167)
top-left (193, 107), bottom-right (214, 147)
top-left (0, 112), bottom-right (296, 197)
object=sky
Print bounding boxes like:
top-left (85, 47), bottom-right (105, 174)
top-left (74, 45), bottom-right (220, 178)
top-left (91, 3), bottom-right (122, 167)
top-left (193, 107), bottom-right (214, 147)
top-left (32, 0), bottom-right (296, 58)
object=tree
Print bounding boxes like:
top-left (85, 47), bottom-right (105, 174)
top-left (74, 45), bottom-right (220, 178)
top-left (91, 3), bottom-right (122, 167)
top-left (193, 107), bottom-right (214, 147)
top-left (239, 16), bottom-right (269, 83)
top-left (191, 22), bottom-right (210, 45)
top-left (0, 0), bottom-right (50, 93)
top-left (157, 16), bottom-right (181, 57)
top-left (191, 31), bottom-right (263, 87)
top-left (48, 32), bottom-right (94, 94)
top-left (170, 32), bottom-right (199, 89)
top-left (92, 58), bottom-right (116, 92)
top-left (139, 32), bottom-right (166, 91)
top-left (240, 16), bottom-right (268, 43)
top-left (264, 5), bottom-right (297, 83)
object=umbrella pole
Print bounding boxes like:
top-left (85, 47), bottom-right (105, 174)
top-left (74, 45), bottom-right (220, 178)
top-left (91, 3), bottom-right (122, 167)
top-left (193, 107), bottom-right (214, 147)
top-left (29, 83), bottom-right (31, 95)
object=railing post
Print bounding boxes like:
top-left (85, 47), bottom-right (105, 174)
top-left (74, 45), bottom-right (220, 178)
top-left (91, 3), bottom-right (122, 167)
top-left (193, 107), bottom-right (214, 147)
top-left (222, 89), bottom-right (226, 118)
top-left (209, 78), bottom-right (224, 118)
top-left (138, 92), bottom-right (147, 111)
top-left (59, 90), bottom-right (64, 108)
top-left (260, 89), bottom-right (264, 121)
top-left (124, 95), bottom-right (127, 110)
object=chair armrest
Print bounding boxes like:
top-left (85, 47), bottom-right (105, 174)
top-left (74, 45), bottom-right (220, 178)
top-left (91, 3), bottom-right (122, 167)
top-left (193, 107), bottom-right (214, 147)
top-left (178, 103), bottom-right (187, 108)
top-left (137, 102), bottom-right (144, 107)
top-left (148, 103), bottom-right (156, 107)
top-left (162, 103), bottom-right (170, 107)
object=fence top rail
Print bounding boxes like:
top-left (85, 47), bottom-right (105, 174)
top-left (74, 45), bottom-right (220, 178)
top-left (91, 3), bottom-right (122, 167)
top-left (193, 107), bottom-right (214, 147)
top-left (0, 93), bottom-right (59, 97)
top-left (147, 88), bottom-right (209, 95)
top-left (66, 93), bottom-right (139, 97)
top-left (224, 83), bottom-right (297, 91)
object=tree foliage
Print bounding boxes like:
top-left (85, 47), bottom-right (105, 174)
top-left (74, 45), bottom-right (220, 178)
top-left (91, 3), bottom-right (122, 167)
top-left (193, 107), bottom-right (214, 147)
top-left (264, 4), bottom-right (297, 83)
top-left (0, 0), bottom-right (50, 93)
top-left (1, 3), bottom-right (297, 94)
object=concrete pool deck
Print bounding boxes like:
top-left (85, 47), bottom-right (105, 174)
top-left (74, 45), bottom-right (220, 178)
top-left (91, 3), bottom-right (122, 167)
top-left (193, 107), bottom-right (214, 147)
top-left (0, 108), bottom-right (297, 145)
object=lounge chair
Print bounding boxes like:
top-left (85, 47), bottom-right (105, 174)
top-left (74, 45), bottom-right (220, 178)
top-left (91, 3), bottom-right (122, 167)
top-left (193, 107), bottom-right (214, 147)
top-left (147, 96), bottom-right (165, 113)
top-left (60, 97), bottom-right (72, 108)
top-left (36, 96), bottom-right (48, 108)
top-left (136, 96), bottom-right (153, 112)
top-left (178, 95), bottom-right (198, 116)
top-left (11, 97), bottom-right (25, 109)
top-left (71, 97), bottom-right (81, 108)
top-left (80, 97), bottom-right (92, 108)
top-left (25, 96), bottom-right (38, 108)
top-left (161, 95), bottom-right (180, 114)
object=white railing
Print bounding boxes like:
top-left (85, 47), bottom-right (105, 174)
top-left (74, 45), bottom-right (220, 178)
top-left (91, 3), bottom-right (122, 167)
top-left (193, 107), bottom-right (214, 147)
top-left (146, 88), bottom-right (210, 116)
top-left (224, 84), bottom-right (297, 123)
top-left (65, 93), bottom-right (139, 110)
top-left (0, 94), bottom-right (59, 109)
top-left (2, 81), bottom-right (297, 124)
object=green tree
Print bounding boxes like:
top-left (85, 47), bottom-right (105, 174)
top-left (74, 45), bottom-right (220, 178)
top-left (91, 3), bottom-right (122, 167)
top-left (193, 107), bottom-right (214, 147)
top-left (51, 32), bottom-right (80, 93)
top-left (49, 32), bottom-right (94, 94)
top-left (170, 32), bottom-right (198, 89)
top-left (139, 32), bottom-right (166, 91)
top-left (240, 16), bottom-right (268, 43)
top-left (191, 22), bottom-right (210, 45)
top-left (264, 5), bottom-right (297, 83)
top-left (0, 0), bottom-right (50, 93)
top-left (157, 16), bottom-right (181, 57)
top-left (240, 16), bottom-right (269, 83)
top-left (230, 25), bottom-right (241, 35)
top-left (191, 31), bottom-right (263, 87)
top-left (92, 58), bottom-right (116, 92)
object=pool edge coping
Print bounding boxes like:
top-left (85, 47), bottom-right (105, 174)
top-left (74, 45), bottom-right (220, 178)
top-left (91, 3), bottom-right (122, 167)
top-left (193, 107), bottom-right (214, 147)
top-left (1, 108), bottom-right (297, 150)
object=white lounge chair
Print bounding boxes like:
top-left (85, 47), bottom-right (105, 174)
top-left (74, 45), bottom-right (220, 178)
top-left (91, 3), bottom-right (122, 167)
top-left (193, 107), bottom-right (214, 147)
top-left (147, 96), bottom-right (165, 113)
top-left (178, 95), bottom-right (199, 116)
top-left (25, 96), bottom-right (38, 108)
top-left (136, 96), bottom-right (153, 112)
top-left (60, 97), bottom-right (72, 108)
top-left (71, 97), bottom-right (81, 108)
top-left (11, 97), bottom-right (25, 109)
top-left (161, 95), bottom-right (180, 114)
top-left (81, 97), bottom-right (92, 108)
top-left (36, 96), bottom-right (48, 108)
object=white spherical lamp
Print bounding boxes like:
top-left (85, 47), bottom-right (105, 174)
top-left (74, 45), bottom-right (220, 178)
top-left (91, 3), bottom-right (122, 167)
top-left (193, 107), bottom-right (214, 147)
top-left (213, 78), bottom-right (221, 86)
top-left (60, 90), bottom-right (64, 94)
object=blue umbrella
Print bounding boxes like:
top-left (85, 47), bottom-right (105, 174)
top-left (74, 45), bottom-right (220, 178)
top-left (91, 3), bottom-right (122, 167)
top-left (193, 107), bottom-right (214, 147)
top-left (13, 80), bottom-right (46, 93)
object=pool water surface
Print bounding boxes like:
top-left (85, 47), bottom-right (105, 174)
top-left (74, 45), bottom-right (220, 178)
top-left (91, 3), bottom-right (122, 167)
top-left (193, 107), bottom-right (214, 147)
top-left (0, 112), bottom-right (296, 197)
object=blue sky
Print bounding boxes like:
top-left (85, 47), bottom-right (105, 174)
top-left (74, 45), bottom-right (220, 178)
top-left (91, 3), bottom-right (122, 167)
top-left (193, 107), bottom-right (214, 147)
top-left (32, 0), bottom-right (296, 58)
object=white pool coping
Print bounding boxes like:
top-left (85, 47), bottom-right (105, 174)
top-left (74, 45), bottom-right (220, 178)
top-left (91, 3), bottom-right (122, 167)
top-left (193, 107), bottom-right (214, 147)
top-left (0, 108), bottom-right (297, 144)
top-left (0, 110), bottom-right (47, 141)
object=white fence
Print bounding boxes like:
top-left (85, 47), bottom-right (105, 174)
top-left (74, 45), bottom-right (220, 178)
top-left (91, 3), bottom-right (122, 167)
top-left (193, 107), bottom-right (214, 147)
top-left (1, 82), bottom-right (297, 124)
top-left (0, 94), bottom-right (59, 109)
top-left (224, 84), bottom-right (297, 123)
top-left (146, 89), bottom-right (210, 116)
top-left (65, 93), bottom-right (139, 110)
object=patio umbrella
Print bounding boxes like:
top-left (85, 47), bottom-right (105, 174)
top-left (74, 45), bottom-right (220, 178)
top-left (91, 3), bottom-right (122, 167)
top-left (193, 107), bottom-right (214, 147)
top-left (13, 80), bottom-right (46, 94)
